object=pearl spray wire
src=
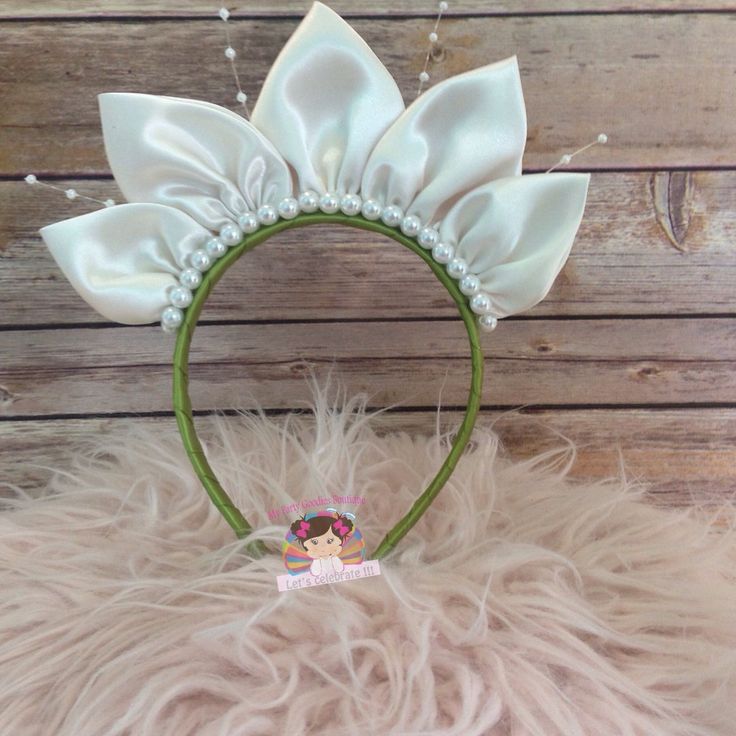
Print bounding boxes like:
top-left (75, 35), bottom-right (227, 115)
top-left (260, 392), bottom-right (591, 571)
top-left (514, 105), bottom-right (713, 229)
top-left (545, 133), bottom-right (609, 173)
top-left (24, 174), bottom-right (115, 208)
top-left (219, 7), bottom-right (250, 118)
top-left (417, 1), bottom-right (449, 97)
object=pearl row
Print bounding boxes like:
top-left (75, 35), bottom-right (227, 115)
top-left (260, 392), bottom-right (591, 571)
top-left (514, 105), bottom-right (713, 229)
top-left (160, 191), bottom-right (499, 334)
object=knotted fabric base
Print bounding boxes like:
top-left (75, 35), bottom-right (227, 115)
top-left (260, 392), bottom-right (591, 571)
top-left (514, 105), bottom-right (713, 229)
top-left (1, 389), bottom-right (735, 735)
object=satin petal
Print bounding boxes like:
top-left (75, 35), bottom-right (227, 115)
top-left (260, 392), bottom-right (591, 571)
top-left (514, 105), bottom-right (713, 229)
top-left (99, 93), bottom-right (293, 230)
top-left (361, 56), bottom-right (527, 225)
top-left (250, 1), bottom-right (404, 195)
top-left (41, 203), bottom-right (210, 324)
top-left (441, 173), bottom-right (590, 317)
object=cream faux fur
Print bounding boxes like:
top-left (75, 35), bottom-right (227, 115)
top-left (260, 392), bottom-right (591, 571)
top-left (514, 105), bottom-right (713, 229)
top-left (1, 388), bottom-right (735, 736)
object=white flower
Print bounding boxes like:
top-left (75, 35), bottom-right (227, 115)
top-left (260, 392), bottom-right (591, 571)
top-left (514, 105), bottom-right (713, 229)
top-left (40, 1), bottom-right (589, 326)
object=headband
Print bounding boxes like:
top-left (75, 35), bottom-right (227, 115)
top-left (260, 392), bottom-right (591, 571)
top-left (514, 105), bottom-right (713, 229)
top-left (35, 2), bottom-right (590, 559)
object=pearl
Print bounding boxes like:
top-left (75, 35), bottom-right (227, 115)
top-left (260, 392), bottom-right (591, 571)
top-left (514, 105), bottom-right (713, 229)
top-left (104, 199), bottom-right (115, 208)
top-left (446, 257), bottom-right (468, 279)
top-left (238, 212), bottom-right (259, 233)
top-left (417, 226), bottom-right (439, 249)
top-left (219, 222), bottom-right (243, 246)
top-left (381, 205), bottom-right (403, 228)
top-left (169, 285), bottom-right (193, 309)
top-left (257, 204), bottom-right (278, 226)
top-left (479, 314), bottom-right (498, 332)
top-left (161, 306), bottom-right (184, 332)
top-left (218, 7), bottom-right (230, 20)
top-left (299, 190), bottom-right (319, 213)
top-left (179, 267), bottom-right (202, 290)
top-left (205, 236), bottom-right (227, 258)
top-left (470, 292), bottom-right (493, 315)
top-left (561, 154), bottom-right (572, 165)
top-left (361, 198), bottom-right (382, 220)
top-left (65, 188), bottom-right (78, 200)
top-left (224, 47), bottom-right (236, 60)
top-left (236, 91), bottom-right (247, 104)
top-left (418, 71), bottom-right (430, 83)
top-left (24, 174), bottom-right (37, 185)
top-left (340, 193), bottom-right (362, 216)
top-left (400, 215), bottom-right (422, 237)
top-left (277, 197), bottom-right (299, 220)
top-left (459, 274), bottom-right (481, 296)
top-left (598, 133), bottom-right (608, 144)
top-left (319, 193), bottom-right (340, 214)
top-left (190, 249), bottom-right (212, 272)
top-left (429, 32), bottom-right (438, 43)
top-left (431, 242), bottom-right (454, 264)
top-left (439, 1), bottom-right (449, 11)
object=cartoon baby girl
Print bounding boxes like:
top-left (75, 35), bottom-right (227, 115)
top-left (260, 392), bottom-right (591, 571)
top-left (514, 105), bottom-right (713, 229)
top-left (289, 512), bottom-right (355, 576)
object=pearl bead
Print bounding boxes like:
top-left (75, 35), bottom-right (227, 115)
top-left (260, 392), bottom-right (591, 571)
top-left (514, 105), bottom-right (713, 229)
top-left (479, 314), bottom-right (498, 332)
top-left (190, 249), bottom-right (212, 272)
top-left (277, 197), bottom-right (299, 220)
top-left (65, 188), bottom-right (78, 200)
top-left (24, 174), bottom-right (37, 185)
top-left (224, 47), bottom-right (236, 60)
top-left (238, 212), bottom-right (259, 233)
top-left (236, 91), bottom-right (247, 104)
top-left (161, 306), bottom-right (184, 332)
top-left (417, 226), bottom-right (439, 249)
top-left (104, 199), bottom-right (115, 208)
top-left (319, 193), bottom-right (340, 214)
top-left (446, 257), bottom-right (468, 279)
top-left (361, 198), bottom-right (382, 221)
top-left (400, 215), bottom-right (422, 237)
top-left (257, 204), bottom-right (278, 226)
top-left (429, 32), bottom-right (438, 43)
top-left (179, 267), bottom-right (202, 290)
top-left (218, 7), bottom-right (230, 21)
top-left (381, 205), bottom-right (403, 228)
top-left (219, 222), bottom-right (243, 246)
top-left (459, 274), bottom-right (481, 296)
top-left (439, 1), bottom-right (448, 11)
top-left (561, 154), bottom-right (572, 165)
top-left (299, 190), bottom-right (319, 213)
top-left (169, 285), bottom-right (193, 309)
top-left (470, 292), bottom-right (493, 315)
top-left (418, 71), bottom-right (430, 83)
top-left (598, 133), bottom-right (608, 144)
top-left (340, 193), bottom-right (362, 216)
top-left (205, 236), bottom-right (227, 259)
top-left (432, 242), bottom-right (454, 264)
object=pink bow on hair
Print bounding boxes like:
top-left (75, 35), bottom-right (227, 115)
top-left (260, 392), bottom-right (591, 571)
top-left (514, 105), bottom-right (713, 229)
top-left (295, 520), bottom-right (310, 538)
top-left (333, 521), bottom-right (349, 536)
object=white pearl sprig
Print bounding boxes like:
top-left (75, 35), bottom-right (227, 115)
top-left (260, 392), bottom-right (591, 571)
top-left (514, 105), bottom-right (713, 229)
top-left (417, 2), bottom-right (449, 97)
top-left (219, 7), bottom-right (250, 117)
top-left (24, 174), bottom-right (115, 209)
top-left (162, 193), bottom-right (500, 334)
top-left (545, 133), bottom-right (608, 173)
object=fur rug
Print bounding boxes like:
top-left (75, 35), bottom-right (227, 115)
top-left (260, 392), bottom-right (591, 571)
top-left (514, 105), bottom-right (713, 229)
top-left (1, 389), bottom-right (735, 736)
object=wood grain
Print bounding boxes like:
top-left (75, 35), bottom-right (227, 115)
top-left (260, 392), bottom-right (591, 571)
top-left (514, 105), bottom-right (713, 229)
top-left (3, 171), bottom-right (736, 325)
top-left (1, 319), bottom-right (734, 416)
top-left (4, 409), bottom-right (735, 509)
top-left (2, 14), bottom-right (735, 174)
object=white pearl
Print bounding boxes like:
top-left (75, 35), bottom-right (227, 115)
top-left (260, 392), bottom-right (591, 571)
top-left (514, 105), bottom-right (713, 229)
top-left (479, 314), bottom-right (498, 332)
top-left (218, 7), bottom-right (230, 21)
top-left (219, 222), bottom-right (243, 246)
top-left (179, 267), bottom-right (202, 290)
top-left (598, 133), bottom-right (608, 144)
top-left (224, 47), bottom-right (236, 60)
top-left (257, 204), bottom-right (278, 226)
top-left (277, 197), bottom-right (299, 220)
top-left (361, 198), bottom-right (382, 221)
top-left (439, 1), bottom-right (449, 11)
top-left (65, 188), bottom-right (78, 200)
top-left (429, 32), bottom-right (438, 43)
top-left (169, 285), bottom-right (193, 309)
top-left (470, 292), bottom-right (493, 315)
top-left (236, 91), bottom-right (247, 104)
top-left (459, 274), bottom-right (481, 296)
top-left (417, 226), bottom-right (439, 249)
top-left (418, 71), bottom-right (430, 83)
top-left (447, 257), bottom-right (468, 279)
top-left (431, 242), bottom-right (454, 264)
top-left (319, 193), bottom-right (340, 214)
top-left (340, 193), bottom-right (362, 216)
top-left (400, 215), bottom-right (422, 237)
top-left (299, 190), bottom-right (319, 213)
top-left (161, 306), bottom-right (184, 332)
top-left (381, 205), bottom-right (403, 228)
top-left (24, 174), bottom-right (37, 184)
top-left (104, 199), bottom-right (115, 208)
top-left (205, 236), bottom-right (227, 258)
top-left (561, 154), bottom-right (572, 165)
top-left (190, 249), bottom-right (212, 272)
top-left (238, 212), bottom-right (259, 233)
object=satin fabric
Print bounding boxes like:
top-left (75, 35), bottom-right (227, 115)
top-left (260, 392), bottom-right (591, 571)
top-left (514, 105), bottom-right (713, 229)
top-left (41, 1), bottom-right (589, 327)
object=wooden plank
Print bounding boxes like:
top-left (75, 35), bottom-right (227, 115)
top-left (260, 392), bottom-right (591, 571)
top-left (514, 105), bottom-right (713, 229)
top-left (2, 15), bottom-right (734, 174)
top-left (3, 172), bottom-right (735, 324)
top-left (3, 409), bottom-right (735, 509)
top-left (1, 319), bottom-right (734, 416)
top-left (2, 2), bottom-right (734, 19)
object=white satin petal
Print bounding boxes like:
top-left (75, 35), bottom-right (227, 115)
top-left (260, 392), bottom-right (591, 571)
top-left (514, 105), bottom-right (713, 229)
top-left (441, 173), bottom-right (590, 317)
top-left (99, 93), bottom-right (293, 230)
top-left (361, 56), bottom-right (526, 225)
top-left (250, 1), bottom-right (404, 195)
top-left (41, 203), bottom-right (210, 324)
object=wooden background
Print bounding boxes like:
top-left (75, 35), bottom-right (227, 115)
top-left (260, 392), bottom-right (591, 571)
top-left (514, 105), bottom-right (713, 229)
top-left (1, 1), bottom-right (735, 509)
